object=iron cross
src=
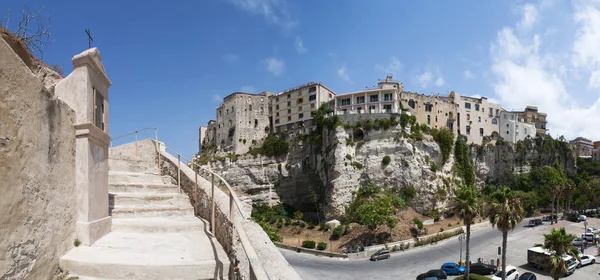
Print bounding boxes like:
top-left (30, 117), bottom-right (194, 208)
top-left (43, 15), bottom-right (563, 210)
top-left (85, 29), bottom-right (94, 49)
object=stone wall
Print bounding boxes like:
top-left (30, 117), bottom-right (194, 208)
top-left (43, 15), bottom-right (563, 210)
top-left (0, 36), bottom-right (77, 279)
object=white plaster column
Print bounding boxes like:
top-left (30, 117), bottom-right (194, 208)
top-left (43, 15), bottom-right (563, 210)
top-left (55, 48), bottom-right (112, 246)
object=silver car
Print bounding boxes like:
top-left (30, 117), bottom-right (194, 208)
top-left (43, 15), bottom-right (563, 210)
top-left (572, 238), bottom-right (585, 247)
top-left (370, 249), bottom-right (390, 261)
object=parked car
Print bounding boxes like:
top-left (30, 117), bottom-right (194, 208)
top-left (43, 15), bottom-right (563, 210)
top-left (369, 249), bottom-right (390, 261)
top-left (469, 263), bottom-right (498, 275)
top-left (572, 237), bottom-right (585, 247)
top-left (416, 269), bottom-right (447, 280)
top-left (491, 265), bottom-right (519, 280)
top-left (565, 258), bottom-right (577, 275)
top-left (578, 254), bottom-right (596, 267)
top-left (440, 262), bottom-right (465, 275)
top-left (518, 272), bottom-right (537, 280)
top-left (528, 220), bottom-right (536, 227)
top-left (580, 215), bottom-right (587, 221)
top-left (581, 232), bottom-right (597, 242)
top-left (534, 219), bottom-right (543, 225)
top-left (586, 227), bottom-right (599, 234)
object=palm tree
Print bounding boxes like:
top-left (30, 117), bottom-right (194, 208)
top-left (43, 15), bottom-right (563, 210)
top-left (542, 227), bottom-right (580, 280)
top-left (451, 185), bottom-right (480, 279)
top-left (487, 187), bottom-right (524, 280)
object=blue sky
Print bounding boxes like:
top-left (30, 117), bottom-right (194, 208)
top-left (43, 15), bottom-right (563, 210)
top-left (2, 0), bottom-right (600, 158)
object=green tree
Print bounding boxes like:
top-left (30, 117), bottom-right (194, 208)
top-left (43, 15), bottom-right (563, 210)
top-left (453, 135), bottom-right (475, 187)
top-left (487, 187), bottom-right (524, 280)
top-left (532, 166), bottom-right (564, 224)
top-left (355, 195), bottom-right (396, 231)
top-left (261, 133), bottom-right (289, 157)
top-left (451, 185), bottom-right (480, 279)
top-left (542, 227), bottom-right (580, 280)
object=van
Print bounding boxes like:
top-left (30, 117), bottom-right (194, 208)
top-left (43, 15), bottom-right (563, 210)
top-left (370, 249), bottom-right (390, 261)
top-left (582, 233), bottom-right (597, 242)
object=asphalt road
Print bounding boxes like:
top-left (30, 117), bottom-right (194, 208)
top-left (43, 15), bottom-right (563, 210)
top-left (280, 219), bottom-right (600, 279)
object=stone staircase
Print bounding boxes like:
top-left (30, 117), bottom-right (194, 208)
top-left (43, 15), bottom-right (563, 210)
top-left (60, 142), bottom-right (230, 279)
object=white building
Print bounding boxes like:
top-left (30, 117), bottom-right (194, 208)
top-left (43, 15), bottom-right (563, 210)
top-left (334, 75), bottom-right (402, 115)
top-left (499, 111), bottom-right (536, 143)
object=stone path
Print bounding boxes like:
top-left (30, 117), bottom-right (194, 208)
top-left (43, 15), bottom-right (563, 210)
top-left (60, 146), bottom-right (229, 280)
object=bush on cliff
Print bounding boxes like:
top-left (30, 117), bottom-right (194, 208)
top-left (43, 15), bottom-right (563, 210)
top-left (261, 133), bottom-right (289, 157)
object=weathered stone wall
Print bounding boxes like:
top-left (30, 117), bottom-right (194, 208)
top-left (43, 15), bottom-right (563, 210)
top-left (337, 113), bottom-right (395, 125)
top-left (0, 36), bottom-right (77, 279)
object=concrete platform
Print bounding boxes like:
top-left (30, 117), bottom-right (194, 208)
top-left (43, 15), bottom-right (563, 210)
top-left (111, 216), bottom-right (204, 233)
top-left (60, 231), bottom-right (229, 280)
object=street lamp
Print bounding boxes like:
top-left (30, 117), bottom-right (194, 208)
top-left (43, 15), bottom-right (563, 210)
top-left (458, 233), bottom-right (467, 265)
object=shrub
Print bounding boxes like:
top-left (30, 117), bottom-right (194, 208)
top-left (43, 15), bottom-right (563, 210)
top-left (346, 138), bottom-right (355, 146)
top-left (74, 239), bottom-right (81, 247)
top-left (317, 241), bottom-right (327, 251)
top-left (346, 154), bottom-right (352, 160)
top-left (382, 155), bottom-right (391, 165)
top-left (414, 228), bottom-right (465, 247)
top-left (413, 217), bottom-right (424, 231)
top-left (401, 186), bottom-right (417, 201)
top-left (356, 141), bottom-right (365, 149)
top-left (332, 225), bottom-right (343, 239)
top-left (430, 162), bottom-right (438, 172)
top-left (262, 133), bottom-right (289, 157)
top-left (454, 274), bottom-right (489, 280)
top-left (319, 223), bottom-right (330, 231)
top-left (351, 161), bottom-right (364, 169)
top-left (301, 240), bottom-right (316, 249)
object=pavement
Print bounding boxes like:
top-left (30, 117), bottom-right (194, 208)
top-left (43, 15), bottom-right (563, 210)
top-left (280, 217), bottom-right (600, 279)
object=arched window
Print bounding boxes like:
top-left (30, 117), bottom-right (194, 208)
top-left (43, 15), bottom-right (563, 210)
top-left (427, 115), bottom-right (431, 125)
top-left (408, 99), bottom-right (415, 109)
top-left (492, 118), bottom-right (497, 125)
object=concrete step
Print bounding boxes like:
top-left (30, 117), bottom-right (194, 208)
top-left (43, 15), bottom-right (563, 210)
top-left (110, 192), bottom-right (190, 207)
top-left (110, 205), bottom-right (195, 218)
top-left (60, 231), bottom-right (230, 280)
top-left (111, 216), bottom-right (205, 233)
top-left (108, 171), bottom-right (172, 185)
top-left (109, 158), bottom-right (159, 173)
top-left (109, 183), bottom-right (180, 194)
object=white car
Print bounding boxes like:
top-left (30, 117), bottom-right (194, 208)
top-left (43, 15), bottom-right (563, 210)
top-left (491, 265), bottom-right (519, 280)
top-left (578, 254), bottom-right (596, 267)
top-left (586, 227), bottom-right (599, 234)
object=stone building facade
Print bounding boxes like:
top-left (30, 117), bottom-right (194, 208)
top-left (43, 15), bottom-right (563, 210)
top-left (516, 106), bottom-right (547, 135)
top-left (334, 75), bottom-right (402, 116)
top-left (272, 82), bottom-right (335, 133)
top-left (198, 125), bottom-right (207, 153)
top-left (446, 92), bottom-right (503, 144)
top-left (499, 111), bottom-right (537, 143)
top-left (214, 91), bottom-right (272, 154)
top-left (400, 92), bottom-right (458, 132)
top-left (569, 137), bottom-right (594, 158)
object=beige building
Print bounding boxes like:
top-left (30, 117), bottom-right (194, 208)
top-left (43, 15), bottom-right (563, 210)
top-left (334, 75), bottom-right (402, 116)
top-left (499, 111), bottom-right (537, 143)
top-left (199, 126), bottom-right (207, 153)
top-left (214, 91), bottom-right (272, 154)
top-left (516, 106), bottom-right (547, 136)
top-left (445, 92), bottom-right (503, 144)
top-left (400, 92), bottom-right (458, 132)
top-left (272, 82), bottom-right (335, 133)
top-left (570, 137), bottom-right (594, 158)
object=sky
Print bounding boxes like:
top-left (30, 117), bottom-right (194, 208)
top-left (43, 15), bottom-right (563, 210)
top-left (2, 0), bottom-right (600, 159)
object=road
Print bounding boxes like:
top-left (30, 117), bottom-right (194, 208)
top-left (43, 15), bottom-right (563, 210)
top-left (280, 219), bottom-right (600, 279)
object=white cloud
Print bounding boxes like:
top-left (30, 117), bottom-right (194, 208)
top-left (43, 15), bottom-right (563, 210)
top-left (434, 77), bottom-right (445, 87)
top-left (212, 95), bottom-right (221, 103)
top-left (228, 0), bottom-right (297, 30)
top-left (376, 56), bottom-right (403, 75)
top-left (295, 37), bottom-right (307, 53)
top-left (464, 70), bottom-right (474, 80)
top-left (417, 71), bottom-right (433, 88)
top-left (518, 3), bottom-right (539, 31)
top-left (264, 57), bottom-right (285, 76)
top-left (337, 65), bottom-right (352, 83)
top-left (489, 0), bottom-right (600, 140)
top-left (240, 85), bottom-right (256, 93)
top-left (223, 53), bottom-right (239, 64)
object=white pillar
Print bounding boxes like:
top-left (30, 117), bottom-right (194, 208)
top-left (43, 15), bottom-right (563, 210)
top-left (55, 48), bottom-right (112, 246)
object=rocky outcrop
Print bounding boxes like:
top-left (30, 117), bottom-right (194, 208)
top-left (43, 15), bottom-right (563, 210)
top-left (0, 35), bottom-right (76, 279)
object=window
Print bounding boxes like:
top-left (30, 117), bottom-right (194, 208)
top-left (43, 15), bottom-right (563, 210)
top-left (475, 104), bottom-right (480, 111)
top-left (276, 97), bottom-right (279, 102)
top-left (489, 108), bottom-right (493, 115)
top-left (408, 99), bottom-right (415, 109)
top-left (356, 96), bottom-right (365, 104)
top-left (254, 119), bottom-right (258, 127)
top-left (467, 114), bottom-right (470, 121)
top-left (503, 114), bottom-right (507, 119)
top-left (288, 116), bottom-right (291, 121)
top-left (384, 93), bottom-right (393, 101)
top-left (276, 105), bottom-right (279, 110)
top-left (357, 107), bottom-right (362, 114)
top-left (299, 113), bottom-right (304, 119)
top-left (275, 119), bottom-right (279, 124)
top-left (249, 105), bottom-right (252, 111)
top-left (516, 124), bottom-right (519, 128)
top-left (478, 116), bottom-right (481, 122)
top-left (465, 102), bottom-right (471, 109)
top-left (308, 86), bottom-right (316, 93)
top-left (425, 103), bottom-right (433, 112)
top-left (309, 94), bottom-right (316, 101)
top-left (94, 88), bottom-right (105, 131)
top-left (287, 94), bottom-right (291, 99)
top-left (369, 105), bottom-right (376, 113)
top-left (466, 125), bottom-right (471, 135)
top-left (427, 115), bottom-right (431, 125)
top-left (506, 124), bottom-right (509, 127)
top-left (260, 106), bottom-right (264, 113)
top-left (370, 94), bottom-right (379, 102)
top-left (383, 104), bottom-right (392, 112)
top-left (435, 116), bottom-right (438, 122)
top-left (310, 103), bottom-right (315, 108)
top-left (492, 118), bottom-right (497, 124)
top-left (511, 115), bottom-right (515, 120)
top-left (297, 98), bottom-right (303, 104)
top-left (287, 101), bottom-right (291, 107)
top-left (506, 131), bottom-right (509, 134)
top-left (480, 128), bottom-right (484, 136)
top-left (276, 112), bottom-right (279, 117)
top-left (496, 109), bottom-right (500, 115)
top-left (288, 109), bottom-right (291, 114)
top-left (226, 109), bottom-right (229, 114)
top-left (342, 108), bottom-right (348, 114)
top-left (341, 98), bottom-right (351, 106)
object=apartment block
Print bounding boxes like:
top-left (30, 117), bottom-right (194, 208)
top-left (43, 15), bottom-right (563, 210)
top-left (444, 92), bottom-right (504, 144)
top-left (499, 111), bottom-right (537, 143)
top-left (214, 91), bottom-right (272, 154)
top-left (271, 82), bottom-right (335, 133)
top-left (515, 106), bottom-right (548, 135)
top-left (334, 76), bottom-right (402, 116)
top-left (570, 137), bottom-right (594, 158)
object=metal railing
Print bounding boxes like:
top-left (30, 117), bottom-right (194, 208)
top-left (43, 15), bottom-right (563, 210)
top-left (111, 128), bottom-right (269, 279)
